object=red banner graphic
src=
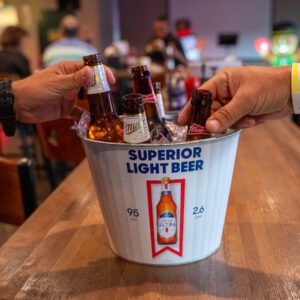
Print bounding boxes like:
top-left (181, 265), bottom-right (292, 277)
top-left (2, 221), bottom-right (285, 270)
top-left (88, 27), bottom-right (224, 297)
top-left (147, 179), bottom-right (185, 258)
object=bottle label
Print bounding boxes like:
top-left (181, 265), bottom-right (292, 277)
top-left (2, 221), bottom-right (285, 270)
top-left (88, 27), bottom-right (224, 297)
top-left (87, 64), bottom-right (111, 95)
top-left (143, 93), bottom-right (156, 104)
top-left (158, 212), bottom-right (176, 238)
top-left (124, 112), bottom-right (150, 143)
top-left (155, 93), bottom-right (166, 119)
top-left (187, 123), bottom-right (210, 135)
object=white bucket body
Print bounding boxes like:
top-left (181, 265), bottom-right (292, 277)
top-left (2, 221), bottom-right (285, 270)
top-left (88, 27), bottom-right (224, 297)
top-left (80, 132), bottom-right (240, 265)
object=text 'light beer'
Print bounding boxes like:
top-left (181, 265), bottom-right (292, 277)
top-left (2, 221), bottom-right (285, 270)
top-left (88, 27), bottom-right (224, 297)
top-left (123, 93), bottom-right (150, 144)
top-left (83, 53), bottom-right (123, 142)
top-left (157, 177), bottom-right (177, 244)
top-left (186, 89), bottom-right (212, 141)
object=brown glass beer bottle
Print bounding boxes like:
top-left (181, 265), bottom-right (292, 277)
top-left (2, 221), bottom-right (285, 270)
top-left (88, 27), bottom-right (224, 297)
top-left (83, 53), bottom-right (123, 142)
top-left (157, 177), bottom-right (177, 245)
top-left (123, 93), bottom-right (150, 144)
top-left (131, 65), bottom-right (171, 143)
top-left (186, 89), bottom-right (212, 141)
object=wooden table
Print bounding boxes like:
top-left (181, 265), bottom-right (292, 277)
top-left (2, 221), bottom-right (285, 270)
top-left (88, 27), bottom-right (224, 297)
top-left (0, 119), bottom-right (299, 299)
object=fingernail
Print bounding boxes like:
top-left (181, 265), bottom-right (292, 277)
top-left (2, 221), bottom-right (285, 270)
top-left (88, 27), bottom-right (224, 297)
top-left (207, 119), bottom-right (221, 131)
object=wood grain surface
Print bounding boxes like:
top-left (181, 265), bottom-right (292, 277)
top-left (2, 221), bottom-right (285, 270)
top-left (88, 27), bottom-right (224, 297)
top-left (0, 119), bottom-right (299, 300)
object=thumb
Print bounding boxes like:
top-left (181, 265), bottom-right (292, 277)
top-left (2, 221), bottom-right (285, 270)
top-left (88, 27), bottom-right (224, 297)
top-left (60, 66), bottom-right (92, 91)
top-left (206, 95), bottom-right (249, 133)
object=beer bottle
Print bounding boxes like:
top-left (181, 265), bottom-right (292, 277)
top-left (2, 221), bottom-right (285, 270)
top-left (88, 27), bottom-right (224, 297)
top-left (83, 53), bottom-right (123, 142)
top-left (131, 65), bottom-right (171, 143)
top-left (153, 82), bottom-right (166, 121)
top-left (186, 89), bottom-right (212, 141)
top-left (123, 93), bottom-right (150, 144)
top-left (157, 177), bottom-right (177, 245)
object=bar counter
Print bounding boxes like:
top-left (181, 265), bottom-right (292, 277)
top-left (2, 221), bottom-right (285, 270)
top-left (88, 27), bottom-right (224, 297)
top-left (0, 119), bottom-right (299, 299)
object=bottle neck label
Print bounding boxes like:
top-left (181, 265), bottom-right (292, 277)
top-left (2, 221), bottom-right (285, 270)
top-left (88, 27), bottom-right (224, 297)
top-left (155, 93), bottom-right (166, 119)
top-left (187, 123), bottom-right (210, 135)
top-left (124, 112), bottom-right (150, 144)
top-left (87, 64), bottom-right (110, 95)
top-left (143, 93), bottom-right (156, 104)
top-left (161, 182), bottom-right (171, 194)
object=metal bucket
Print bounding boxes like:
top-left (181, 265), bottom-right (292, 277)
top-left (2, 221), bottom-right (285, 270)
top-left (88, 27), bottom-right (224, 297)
top-left (78, 120), bottom-right (240, 265)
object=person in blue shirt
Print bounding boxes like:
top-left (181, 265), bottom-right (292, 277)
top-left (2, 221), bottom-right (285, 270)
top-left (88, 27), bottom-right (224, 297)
top-left (43, 15), bottom-right (97, 67)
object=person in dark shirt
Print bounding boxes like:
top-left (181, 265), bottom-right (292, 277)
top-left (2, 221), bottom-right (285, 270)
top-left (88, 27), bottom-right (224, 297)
top-left (0, 26), bottom-right (31, 78)
top-left (145, 15), bottom-right (186, 67)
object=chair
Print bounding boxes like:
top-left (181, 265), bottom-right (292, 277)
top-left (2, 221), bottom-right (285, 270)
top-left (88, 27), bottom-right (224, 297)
top-left (0, 157), bottom-right (38, 225)
top-left (36, 117), bottom-right (86, 188)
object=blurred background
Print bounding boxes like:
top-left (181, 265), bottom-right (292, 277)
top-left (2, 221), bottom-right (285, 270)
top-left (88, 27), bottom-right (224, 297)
top-left (0, 0), bottom-right (299, 243)
top-left (1, 0), bottom-right (300, 69)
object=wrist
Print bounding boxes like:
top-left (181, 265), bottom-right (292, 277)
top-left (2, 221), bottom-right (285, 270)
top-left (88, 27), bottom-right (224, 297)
top-left (291, 64), bottom-right (300, 114)
top-left (11, 80), bottom-right (21, 121)
top-left (0, 79), bottom-right (16, 136)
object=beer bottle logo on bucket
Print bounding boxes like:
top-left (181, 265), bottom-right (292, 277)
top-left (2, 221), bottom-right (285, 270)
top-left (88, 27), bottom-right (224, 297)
top-left (157, 177), bottom-right (177, 244)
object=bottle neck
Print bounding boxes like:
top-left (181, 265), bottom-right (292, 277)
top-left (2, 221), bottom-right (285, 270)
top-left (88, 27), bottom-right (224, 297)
top-left (133, 76), bottom-right (162, 123)
top-left (190, 104), bottom-right (211, 127)
top-left (88, 91), bottom-right (116, 118)
top-left (161, 181), bottom-right (171, 195)
top-left (87, 63), bottom-right (117, 118)
top-left (87, 63), bottom-right (111, 95)
top-left (133, 76), bottom-right (153, 95)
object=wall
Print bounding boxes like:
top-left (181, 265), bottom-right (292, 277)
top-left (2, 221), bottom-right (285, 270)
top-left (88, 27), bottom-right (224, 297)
top-left (119, 0), bottom-right (167, 53)
top-left (274, 0), bottom-right (300, 36)
top-left (76, 0), bottom-right (102, 50)
top-left (14, 0), bottom-right (104, 70)
top-left (15, 0), bottom-right (56, 70)
top-left (169, 0), bottom-right (273, 59)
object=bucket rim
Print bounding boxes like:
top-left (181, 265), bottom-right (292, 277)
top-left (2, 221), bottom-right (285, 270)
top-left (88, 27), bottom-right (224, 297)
top-left (77, 129), bottom-right (241, 148)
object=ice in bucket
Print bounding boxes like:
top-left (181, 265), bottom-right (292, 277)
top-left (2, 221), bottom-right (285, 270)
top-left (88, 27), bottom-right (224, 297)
top-left (76, 113), bottom-right (240, 265)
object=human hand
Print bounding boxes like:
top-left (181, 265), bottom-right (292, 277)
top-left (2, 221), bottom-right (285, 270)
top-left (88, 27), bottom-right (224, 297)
top-left (12, 61), bottom-right (115, 123)
top-left (178, 66), bottom-right (293, 132)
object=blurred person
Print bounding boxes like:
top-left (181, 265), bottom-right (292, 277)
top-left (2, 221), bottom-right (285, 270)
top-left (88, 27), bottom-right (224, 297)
top-left (255, 22), bottom-right (300, 67)
top-left (0, 26), bottom-right (32, 156)
top-left (43, 15), bottom-right (97, 67)
top-left (0, 26), bottom-right (31, 78)
top-left (145, 15), bottom-right (186, 67)
top-left (80, 25), bottom-right (96, 45)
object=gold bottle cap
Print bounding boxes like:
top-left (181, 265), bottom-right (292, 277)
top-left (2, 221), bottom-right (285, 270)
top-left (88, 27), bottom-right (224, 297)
top-left (162, 177), bottom-right (170, 184)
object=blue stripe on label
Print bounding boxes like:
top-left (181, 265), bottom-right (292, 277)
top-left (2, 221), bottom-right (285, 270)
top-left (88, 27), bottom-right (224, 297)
top-left (160, 212), bottom-right (174, 218)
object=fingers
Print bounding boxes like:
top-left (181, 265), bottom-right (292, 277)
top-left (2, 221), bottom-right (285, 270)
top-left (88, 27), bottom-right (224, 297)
top-left (56, 61), bottom-right (116, 85)
top-left (60, 66), bottom-right (92, 91)
top-left (103, 65), bottom-right (116, 84)
top-left (56, 61), bottom-right (85, 74)
top-left (178, 72), bottom-right (228, 125)
top-left (205, 93), bottom-right (249, 133)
